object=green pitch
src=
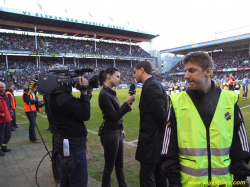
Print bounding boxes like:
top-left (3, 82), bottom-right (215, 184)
top-left (14, 87), bottom-right (250, 187)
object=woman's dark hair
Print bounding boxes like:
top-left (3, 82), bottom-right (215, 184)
top-left (98, 67), bottom-right (119, 86)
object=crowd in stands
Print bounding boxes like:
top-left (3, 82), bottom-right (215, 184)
top-left (0, 33), bottom-right (151, 58)
top-left (1, 54), bottom-right (249, 90)
top-left (165, 49), bottom-right (250, 83)
top-left (168, 49), bottom-right (250, 73)
top-left (0, 56), bottom-right (136, 89)
top-left (1, 33), bottom-right (250, 88)
top-left (210, 49), bottom-right (250, 69)
top-left (165, 70), bottom-right (250, 83)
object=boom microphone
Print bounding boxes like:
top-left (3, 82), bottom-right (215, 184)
top-left (74, 68), bottom-right (93, 73)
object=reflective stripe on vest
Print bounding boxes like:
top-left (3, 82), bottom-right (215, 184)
top-left (179, 147), bottom-right (230, 156)
top-left (170, 90), bottom-right (238, 186)
top-left (22, 92), bottom-right (37, 112)
top-left (6, 91), bottom-right (16, 109)
top-left (180, 164), bottom-right (230, 177)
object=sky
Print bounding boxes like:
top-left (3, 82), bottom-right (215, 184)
top-left (0, 0), bottom-right (250, 51)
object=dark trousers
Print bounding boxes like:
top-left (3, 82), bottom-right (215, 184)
top-left (229, 85), bottom-right (234, 91)
top-left (139, 161), bottom-right (167, 187)
top-left (12, 109), bottom-right (18, 128)
top-left (0, 122), bottom-right (12, 148)
top-left (58, 150), bottom-right (88, 187)
top-left (101, 129), bottom-right (127, 187)
top-left (25, 111), bottom-right (38, 141)
top-left (52, 134), bottom-right (60, 181)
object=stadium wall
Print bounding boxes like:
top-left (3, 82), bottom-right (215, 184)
top-left (161, 55), bottom-right (182, 72)
top-left (149, 50), bottom-right (162, 74)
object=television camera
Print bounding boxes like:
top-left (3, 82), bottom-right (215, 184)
top-left (37, 68), bottom-right (99, 95)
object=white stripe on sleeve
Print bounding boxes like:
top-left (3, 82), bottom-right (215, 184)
top-left (161, 104), bottom-right (172, 155)
top-left (238, 111), bottom-right (250, 152)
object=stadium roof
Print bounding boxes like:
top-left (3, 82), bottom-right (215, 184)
top-left (0, 6), bottom-right (159, 43)
top-left (160, 33), bottom-right (250, 55)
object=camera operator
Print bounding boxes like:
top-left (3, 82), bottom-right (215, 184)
top-left (43, 93), bottom-right (60, 183)
top-left (47, 66), bottom-right (92, 187)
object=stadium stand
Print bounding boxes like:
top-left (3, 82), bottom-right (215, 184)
top-left (0, 28), bottom-right (154, 89)
top-left (0, 33), bottom-right (151, 57)
top-left (0, 56), bottom-right (136, 89)
top-left (165, 49), bottom-right (250, 82)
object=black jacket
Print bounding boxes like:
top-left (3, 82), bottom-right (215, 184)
top-left (136, 76), bottom-right (168, 163)
top-left (98, 85), bottom-right (131, 130)
top-left (161, 81), bottom-right (250, 185)
top-left (48, 92), bottom-right (91, 152)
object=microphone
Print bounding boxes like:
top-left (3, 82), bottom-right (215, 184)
top-left (74, 68), bottom-right (93, 73)
top-left (128, 84), bottom-right (136, 105)
top-left (129, 84), bottom-right (136, 95)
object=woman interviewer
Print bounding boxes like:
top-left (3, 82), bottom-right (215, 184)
top-left (98, 67), bottom-right (135, 187)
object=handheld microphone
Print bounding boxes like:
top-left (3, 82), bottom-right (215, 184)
top-left (129, 84), bottom-right (136, 95)
top-left (128, 84), bottom-right (136, 105)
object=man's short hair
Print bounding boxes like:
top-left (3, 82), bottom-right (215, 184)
top-left (49, 64), bottom-right (68, 71)
top-left (48, 64), bottom-right (68, 75)
top-left (7, 84), bottom-right (14, 88)
top-left (134, 61), bottom-right (153, 75)
top-left (244, 74), bottom-right (248, 78)
top-left (183, 51), bottom-right (214, 71)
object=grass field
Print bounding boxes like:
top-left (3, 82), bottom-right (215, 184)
top-left (14, 88), bottom-right (250, 187)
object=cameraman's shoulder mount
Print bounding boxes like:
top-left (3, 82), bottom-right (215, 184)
top-left (37, 72), bottom-right (72, 94)
top-left (37, 67), bottom-right (98, 95)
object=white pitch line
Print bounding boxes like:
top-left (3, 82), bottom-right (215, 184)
top-left (88, 129), bottom-right (98, 135)
top-left (87, 129), bottom-right (137, 147)
top-left (16, 106), bottom-right (47, 118)
top-left (240, 105), bottom-right (250, 110)
top-left (124, 141), bottom-right (137, 147)
top-left (16, 106), bottom-right (136, 146)
top-left (130, 139), bottom-right (138, 143)
top-left (17, 122), bottom-right (29, 125)
top-left (16, 104), bottom-right (250, 147)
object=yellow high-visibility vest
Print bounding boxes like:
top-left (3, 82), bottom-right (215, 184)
top-left (171, 90), bottom-right (238, 186)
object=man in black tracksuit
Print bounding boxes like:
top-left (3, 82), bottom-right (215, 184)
top-left (134, 61), bottom-right (168, 187)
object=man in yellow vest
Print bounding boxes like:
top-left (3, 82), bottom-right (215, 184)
top-left (6, 84), bottom-right (19, 131)
top-left (22, 83), bottom-right (41, 143)
top-left (161, 51), bottom-right (250, 187)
